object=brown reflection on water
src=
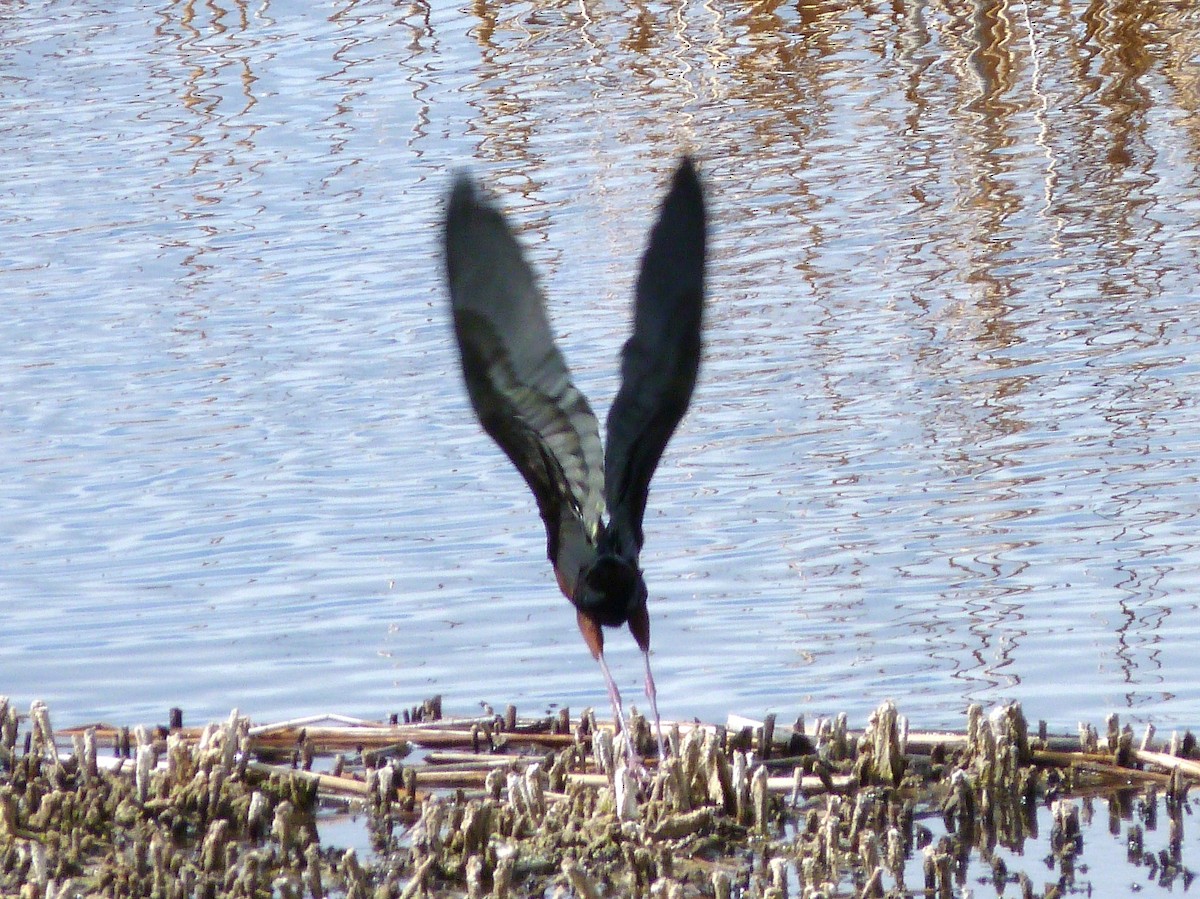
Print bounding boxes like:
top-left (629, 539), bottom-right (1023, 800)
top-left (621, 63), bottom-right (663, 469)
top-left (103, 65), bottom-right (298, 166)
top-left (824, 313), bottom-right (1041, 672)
top-left (148, 0), bottom-right (262, 287)
top-left (398, 0), bottom-right (1200, 715)
top-left (2, 0), bottom-right (1200, 740)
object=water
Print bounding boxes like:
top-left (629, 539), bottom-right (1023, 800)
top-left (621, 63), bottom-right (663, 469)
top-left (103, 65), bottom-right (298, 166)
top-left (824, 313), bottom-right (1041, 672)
top-left (2, 0), bottom-right (1199, 743)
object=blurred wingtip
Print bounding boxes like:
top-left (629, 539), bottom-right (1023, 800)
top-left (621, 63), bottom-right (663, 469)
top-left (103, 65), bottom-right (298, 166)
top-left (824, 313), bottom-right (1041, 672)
top-left (447, 169), bottom-right (481, 218)
top-left (666, 155), bottom-right (706, 227)
top-left (673, 155), bottom-right (702, 194)
top-left (444, 171), bottom-right (493, 293)
top-left (444, 170), bottom-right (506, 268)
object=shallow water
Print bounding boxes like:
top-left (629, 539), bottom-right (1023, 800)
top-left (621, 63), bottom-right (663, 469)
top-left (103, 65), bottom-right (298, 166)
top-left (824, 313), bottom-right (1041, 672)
top-left (2, 0), bottom-right (1199, 739)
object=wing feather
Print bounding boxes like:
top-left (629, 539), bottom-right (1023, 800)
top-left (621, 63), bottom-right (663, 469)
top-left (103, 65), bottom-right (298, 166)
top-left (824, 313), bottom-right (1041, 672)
top-left (444, 175), bottom-right (606, 558)
top-left (604, 158), bottom-right (706, 558)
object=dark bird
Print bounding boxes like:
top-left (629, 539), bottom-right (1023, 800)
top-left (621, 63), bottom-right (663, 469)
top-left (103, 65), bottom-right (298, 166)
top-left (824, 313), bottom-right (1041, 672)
top-left (443, 158), bottom-right (705, 759)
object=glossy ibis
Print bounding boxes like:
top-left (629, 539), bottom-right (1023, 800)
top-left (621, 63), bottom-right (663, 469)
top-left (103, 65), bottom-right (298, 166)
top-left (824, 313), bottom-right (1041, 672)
top-left (443, 158), bottom-right (705, 759)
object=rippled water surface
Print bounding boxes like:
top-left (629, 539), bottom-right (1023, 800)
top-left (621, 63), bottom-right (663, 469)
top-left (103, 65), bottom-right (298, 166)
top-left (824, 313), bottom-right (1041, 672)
top-left (3, 0), bottom-right (1199, 737)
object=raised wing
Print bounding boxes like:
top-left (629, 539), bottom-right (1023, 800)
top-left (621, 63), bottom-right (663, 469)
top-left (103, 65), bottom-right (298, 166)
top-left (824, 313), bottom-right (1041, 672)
top-left (444, 174), bottom-right (606, 561)
top-left (604, 158), bottom-right (706, 559)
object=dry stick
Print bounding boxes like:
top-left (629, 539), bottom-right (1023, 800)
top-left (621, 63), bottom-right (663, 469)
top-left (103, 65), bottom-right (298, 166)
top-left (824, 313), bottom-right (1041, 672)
top-left (1031, 750), bottom-right (1176, 787)
top-left (735, 711), bottom-right (1093, 757)
top-left (1032, 749), bottom-right (1136, 767)
top-left (56, 720), bottom-right (581, 752)
top-left (1135, 750), bottom-right (1200, 780)
top-left (248, 714), bottom-right (384, 734)
top-left (422, 751), bottom-right (532, 768)
top-left (246, 761), bottom-right (371, 796)
top-left (58, 713), bottom-right (1090, 755)
top-left (250, 714), bottom-right (521, 737)
top-left (252, 727), bottom-right (578, 751)
top-left (249, 760), bottom-right (857, 801)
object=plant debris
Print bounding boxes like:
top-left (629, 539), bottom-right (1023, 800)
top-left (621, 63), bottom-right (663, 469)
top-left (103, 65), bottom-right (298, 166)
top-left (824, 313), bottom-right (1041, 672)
top-left (1, 696), bottom-right (1196, 897)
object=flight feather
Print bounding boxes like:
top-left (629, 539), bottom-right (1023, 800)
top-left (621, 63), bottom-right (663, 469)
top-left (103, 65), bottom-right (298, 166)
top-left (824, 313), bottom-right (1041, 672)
top-left (444, 177), bottom-right (606, 559)
top-left (604, 159), bottom-right (706, 559)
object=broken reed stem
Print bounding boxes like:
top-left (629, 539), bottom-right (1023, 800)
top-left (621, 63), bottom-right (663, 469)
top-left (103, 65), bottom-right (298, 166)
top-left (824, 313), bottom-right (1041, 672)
top-left (57, 723), bottom-right (581, 752)
top-left (244, 762), bottom-right (372, 796)
top-left (1135, 749), bottom-right (1200, 780)
top-left (244, 755), bottom-right (854, 800)
top-left (51, 717), bottom-right (1083, 758)
top-left (51, 708), bottom-right (1200, 810)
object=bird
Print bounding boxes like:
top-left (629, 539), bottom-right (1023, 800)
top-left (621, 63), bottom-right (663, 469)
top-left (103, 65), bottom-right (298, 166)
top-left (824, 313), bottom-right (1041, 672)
top-left (443, 158), bottom-right (705, 760)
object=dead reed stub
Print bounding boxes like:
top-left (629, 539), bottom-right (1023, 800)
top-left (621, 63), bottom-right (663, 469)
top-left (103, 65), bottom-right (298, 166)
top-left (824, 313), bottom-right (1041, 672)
top-left (0, 703), bottom-right (353, 898)
top-left (6, 698), bottom-right (1200, 897)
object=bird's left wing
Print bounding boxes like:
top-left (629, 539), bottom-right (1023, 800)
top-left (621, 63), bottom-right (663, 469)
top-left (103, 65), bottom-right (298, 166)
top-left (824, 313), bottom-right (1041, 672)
top-left (604, 158), bottom-right (706, 559)
top-left (444, 174), bottom-right (606, 555)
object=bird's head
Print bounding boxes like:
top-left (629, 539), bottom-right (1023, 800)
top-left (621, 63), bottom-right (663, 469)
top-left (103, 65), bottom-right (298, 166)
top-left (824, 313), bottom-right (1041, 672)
top-left (571, 552), bottom-right (652, 658)
top-left (573, 553), bottom-right (647, 628)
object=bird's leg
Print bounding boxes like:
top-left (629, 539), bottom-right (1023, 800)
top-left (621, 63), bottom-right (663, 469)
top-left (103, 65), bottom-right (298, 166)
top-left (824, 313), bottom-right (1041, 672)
top-left (642, 649), bottom-right (665, 761)
top-left (596, 651), bottom-right (639, 768)
top-left (628, 605), bottom-right (665, 760)
top-left (578, 609), bottom-right (640, 769)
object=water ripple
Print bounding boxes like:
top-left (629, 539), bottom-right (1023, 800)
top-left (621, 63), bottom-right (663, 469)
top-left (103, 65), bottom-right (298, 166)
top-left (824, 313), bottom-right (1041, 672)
top-left (1, 0), bottom-right (1199, 733)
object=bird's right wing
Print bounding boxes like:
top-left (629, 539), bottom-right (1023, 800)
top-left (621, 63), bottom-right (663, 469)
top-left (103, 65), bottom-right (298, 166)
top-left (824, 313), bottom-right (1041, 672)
top-left (444, 175), bottom-right (606, 559)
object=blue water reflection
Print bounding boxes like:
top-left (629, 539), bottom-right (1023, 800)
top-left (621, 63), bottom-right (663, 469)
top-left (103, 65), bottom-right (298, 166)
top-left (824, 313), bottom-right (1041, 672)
top-left (1, 0), bottom-right (1198, 736)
